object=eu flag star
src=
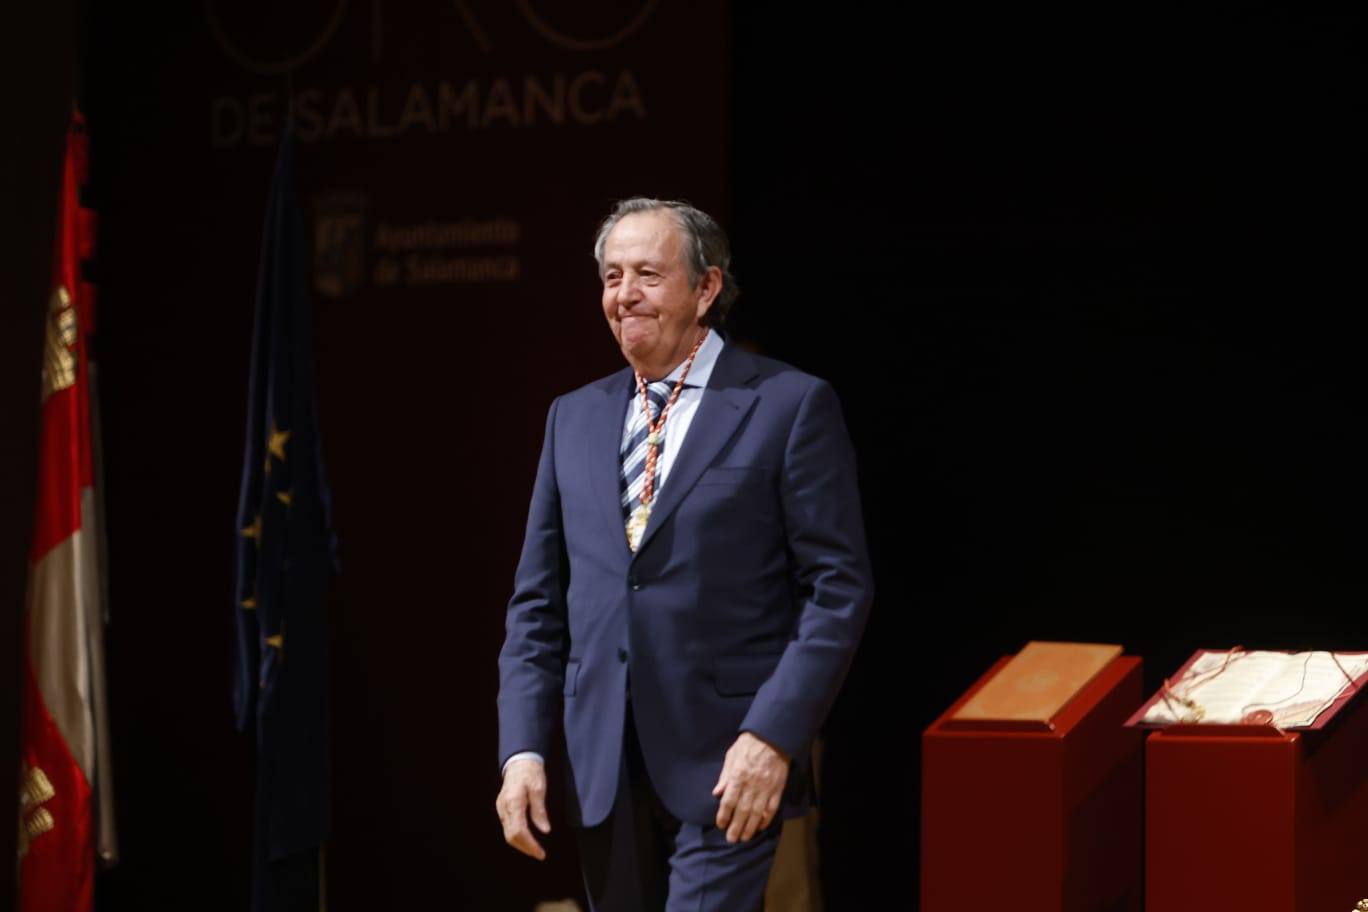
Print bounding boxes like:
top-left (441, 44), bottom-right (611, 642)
top-left (265, 624), bottom-right (285, 661)
top-left (268, 424), bottom-right (292, 462)
top-left (241, 514), bottom-right (262, 541)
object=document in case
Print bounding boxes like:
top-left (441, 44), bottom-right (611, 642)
top-left (1129, 649), bottom-right (1368, 729)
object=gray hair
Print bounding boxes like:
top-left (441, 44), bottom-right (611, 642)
top-left (593, 197), bottom-right (739, 328)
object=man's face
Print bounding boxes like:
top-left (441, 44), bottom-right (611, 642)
top-left (600, 210), bottom-right (716, 378)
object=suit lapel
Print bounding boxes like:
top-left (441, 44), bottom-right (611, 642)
top-left (587, 367), bottom-right (635, 558)
top-left (633, 345), bottom-right (759, 558)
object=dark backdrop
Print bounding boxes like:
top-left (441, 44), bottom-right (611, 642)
top-left (1, 5), bottom-right (1361, 911)
top-left (729, 8), bottom-right (1363, 905)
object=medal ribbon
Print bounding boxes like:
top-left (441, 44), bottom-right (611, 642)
top-left (625, 332), bottom-right (707, 550)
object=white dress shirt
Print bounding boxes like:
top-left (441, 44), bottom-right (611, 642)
top-left (503, 329), bottom-right (724, 776)
top-left (619, 327), bottom-right (722, 490)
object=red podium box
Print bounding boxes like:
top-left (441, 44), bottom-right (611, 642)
top-left (921, 654), bottom-right (1144, 912)
top-left (1146, 691), bottom-right (1368, 912)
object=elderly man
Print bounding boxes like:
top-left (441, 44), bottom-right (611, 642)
top-left (496, 198), bottom-right (873, 911)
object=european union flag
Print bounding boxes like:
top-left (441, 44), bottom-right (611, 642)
top-left (233, 124), bottom-right (337, 912)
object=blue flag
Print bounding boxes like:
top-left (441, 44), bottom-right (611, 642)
top-left (233, 124), bottom-right (337, 912)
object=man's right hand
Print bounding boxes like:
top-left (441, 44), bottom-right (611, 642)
top-left (496, 758), bottom-right (551, 861)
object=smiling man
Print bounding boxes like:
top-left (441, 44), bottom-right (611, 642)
top-left (496, 198), bottom-right (873, 911)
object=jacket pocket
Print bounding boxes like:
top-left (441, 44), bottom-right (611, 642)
top-left (714, 654), bottom-right (780, 696)
top-left (564, 659), bottom-right (581, 696)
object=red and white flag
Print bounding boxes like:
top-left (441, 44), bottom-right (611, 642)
top-left (17, 111), bottom-right (117, 912)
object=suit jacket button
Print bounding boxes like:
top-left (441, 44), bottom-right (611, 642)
top-left (617, 648), bottom-right (628, 663)
top-left (629, 576), bottom-right (641, 591)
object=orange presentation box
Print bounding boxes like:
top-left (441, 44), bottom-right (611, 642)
top-left (1146, 693), bottom-right (1368, 911)
top-left (921, 654), bottom-right (1144, 912)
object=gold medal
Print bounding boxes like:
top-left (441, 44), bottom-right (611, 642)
top-left (626, 502), bottom-right (651, 552)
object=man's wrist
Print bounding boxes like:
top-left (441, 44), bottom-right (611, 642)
top-left (502, 751), bottom-right (545, 777)
top-left (740, 729), bottom-right (790, 763)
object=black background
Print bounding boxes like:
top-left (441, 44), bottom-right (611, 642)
top-left (730, 9), bottom-right (1362, 905)
top-left (2, 4), bottom-right (1362, 910)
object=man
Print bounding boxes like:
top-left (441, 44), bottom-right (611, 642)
top-left (496, 198), bottom-right (873, 910)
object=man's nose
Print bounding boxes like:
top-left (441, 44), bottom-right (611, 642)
top-left (617, 274), bottom-right (643, 304)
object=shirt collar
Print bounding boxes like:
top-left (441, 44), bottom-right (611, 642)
top-left (645, 328), bottom-right (723, 390)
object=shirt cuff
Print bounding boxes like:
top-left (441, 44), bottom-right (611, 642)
top-left (502, 751), bottom-right (545, 776)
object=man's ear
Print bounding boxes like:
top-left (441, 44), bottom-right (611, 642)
top-left (695, 266), bottom-right (723, 321)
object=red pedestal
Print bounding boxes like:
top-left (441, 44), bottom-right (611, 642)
top-left (1147, 692), bottom-right (1368, 912)
top-left (921, 656), bottom-right (1144, 912)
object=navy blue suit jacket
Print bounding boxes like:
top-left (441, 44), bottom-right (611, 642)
top-left (497, 342), bottom-right (873, 828)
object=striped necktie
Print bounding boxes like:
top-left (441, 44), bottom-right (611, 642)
top-left (620, 380), bottom-right (674, 523)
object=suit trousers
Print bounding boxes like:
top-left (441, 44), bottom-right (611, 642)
top-left (575, 708), bottom-right (783, 912)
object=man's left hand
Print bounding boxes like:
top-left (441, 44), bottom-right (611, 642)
top-left (711, 731), bottom-right (790, 843)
